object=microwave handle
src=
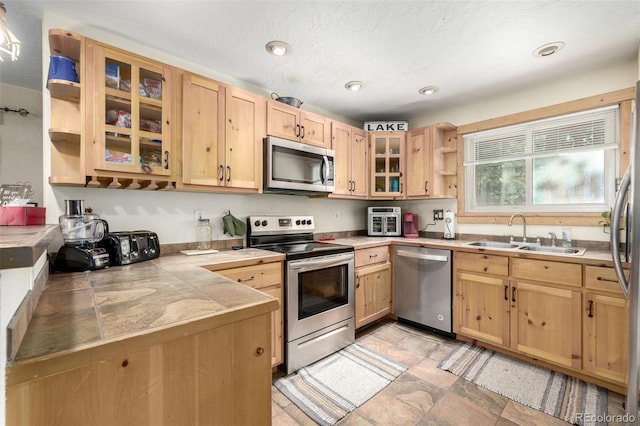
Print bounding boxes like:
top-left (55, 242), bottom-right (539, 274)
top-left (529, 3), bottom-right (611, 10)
top-left (322, 155), bottom-right (329, 184)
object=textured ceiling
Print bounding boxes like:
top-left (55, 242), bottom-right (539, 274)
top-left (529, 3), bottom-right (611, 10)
top-left (1, 1), bottom-right (639, 123)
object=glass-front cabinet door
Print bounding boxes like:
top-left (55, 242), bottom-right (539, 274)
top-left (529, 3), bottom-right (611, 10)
top-left (90, 43), bottom-right (171, 177)
top-left (369, 132), bottom-right (405, 197)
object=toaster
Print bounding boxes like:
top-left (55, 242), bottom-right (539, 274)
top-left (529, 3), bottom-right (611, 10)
top-left (102, 231), bottom-right (160, 265)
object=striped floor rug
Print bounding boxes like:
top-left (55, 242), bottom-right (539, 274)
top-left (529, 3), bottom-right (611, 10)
top-left (273, 343), bottom-right (407, 425)
top-left (438, 343), bottom-right (608, 425)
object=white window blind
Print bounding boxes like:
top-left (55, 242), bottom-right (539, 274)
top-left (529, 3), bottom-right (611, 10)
top-left (464, 105), bottom-right (619, 166)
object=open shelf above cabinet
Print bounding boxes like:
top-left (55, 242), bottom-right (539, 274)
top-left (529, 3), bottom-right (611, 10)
top-left (49, 29), bottom-right (82, 62)
top-left (48, 80), bottom-right (81, 102)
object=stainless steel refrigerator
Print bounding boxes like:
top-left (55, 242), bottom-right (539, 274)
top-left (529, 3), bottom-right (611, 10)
top-left (611, 79), bottom-right (639, 424)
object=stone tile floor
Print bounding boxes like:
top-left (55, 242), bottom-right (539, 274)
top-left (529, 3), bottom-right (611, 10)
top-left (272, 320), bottom-right (627, 425)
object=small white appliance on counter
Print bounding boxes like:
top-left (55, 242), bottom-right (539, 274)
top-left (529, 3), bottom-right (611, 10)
top-left (443, 210), bottom-right (456, 240)
top-left (367, 206), bottom-right (402, 236)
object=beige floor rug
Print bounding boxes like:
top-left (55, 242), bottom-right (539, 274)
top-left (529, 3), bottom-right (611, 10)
top-left (438, 343), bottom-right (608, 425)
top-left (273, 343), bottom-right (407, 425)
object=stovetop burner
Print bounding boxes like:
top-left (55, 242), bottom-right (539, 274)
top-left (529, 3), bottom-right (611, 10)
top-left (246, 215), bottom-right (353, 260)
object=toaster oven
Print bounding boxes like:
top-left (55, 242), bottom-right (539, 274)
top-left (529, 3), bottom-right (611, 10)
top-left (367, 207), bottom-right (402, 236)
top-left (103, 231), bottom-right (160, 265)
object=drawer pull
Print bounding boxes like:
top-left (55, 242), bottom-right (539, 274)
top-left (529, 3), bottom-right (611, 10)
top-left (483, 267), bottom-right (488, 272)
top-left (256, 347), bottom-right (265, 355)
top-left (587, 300), bottom-right (594, 318)
top-left (369, 254), bottom-right (378, 258)
top-left (596, 276), bottom-right (619, 283)
top-left (237, 276), bottom-right (255, 283)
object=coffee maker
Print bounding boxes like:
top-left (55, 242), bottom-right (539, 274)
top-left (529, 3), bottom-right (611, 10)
top-left (53, 200), bottom-right (110, 272)
top-left (403, 211), bottom-right (419, 238)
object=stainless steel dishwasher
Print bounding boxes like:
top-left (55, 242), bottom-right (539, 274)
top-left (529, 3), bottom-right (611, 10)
top-left (393, 246), bottom-right (454, 336)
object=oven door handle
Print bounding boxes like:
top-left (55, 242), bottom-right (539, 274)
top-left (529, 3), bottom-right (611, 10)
top-left (289, 256), bottom-right (352, 271)
top-left (396, 250), bottom-right (448, 262)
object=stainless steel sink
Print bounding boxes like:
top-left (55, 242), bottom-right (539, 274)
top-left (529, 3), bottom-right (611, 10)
top-left (518, 245), bottom-right (586, 255)
top-left (465, 241), bottom-right (522, 249)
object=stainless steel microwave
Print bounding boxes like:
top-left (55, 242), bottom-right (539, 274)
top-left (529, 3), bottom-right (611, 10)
top-left (264, 136), bottom-right (335, 195)
top-left (368, 206), bottom-right (402, 236)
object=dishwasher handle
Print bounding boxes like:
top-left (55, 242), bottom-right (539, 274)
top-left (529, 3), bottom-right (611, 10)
top-left (395, 249), bottom-right (448, 262)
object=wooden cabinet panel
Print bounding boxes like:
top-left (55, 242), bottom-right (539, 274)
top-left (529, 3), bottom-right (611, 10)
top-left (406, 127), bottom-right (431, 197)
top-left (266, 100), bottom-right (331, 147)
top-left (355, 262), bottom-right (391, 329)
top-left (510, 281), bottom-right (582, 369)
top-left (300, 111), bottom-right (330, 148)
top-left (331, 123), bottom-right (368, 198)
top-left (455, 251), bottom-right (509, 276)
top-left (511, 258), bottom-right (582, 287)
top-left (331, 122), bottom-right (352, 196)
top-left (454, 272), bottom-right (510, 346)
top-left (585, 265), bottom-right (627, 294)
top-left (583, 292), bottom-right (628, 383)
top-left (182, 73), bottom-right (225, 186)
top-left (6, 314), bottom-right (272, 425)
top-left (351, 129), bottom-right (368, 197)
top-left (215, 262), bottom-right (283, 367)
top-left (266, 100), bottom-right (300, 141)
top-left (224, 87), bottom-right (265, 190)
top-left (355, 246), bottom-right (390, 268)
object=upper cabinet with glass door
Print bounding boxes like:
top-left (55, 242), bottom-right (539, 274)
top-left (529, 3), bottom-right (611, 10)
top-left (369, 132), bottom-right (405, 198)
top-left (87, 41), bottom-right (172, 178)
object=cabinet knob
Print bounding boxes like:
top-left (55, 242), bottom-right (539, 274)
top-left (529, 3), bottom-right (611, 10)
top-left (256, 347), bottom-right (265, 355)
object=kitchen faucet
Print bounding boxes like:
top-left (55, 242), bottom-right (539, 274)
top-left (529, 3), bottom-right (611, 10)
top-left (508, 213), bottom-right (527, 243)
top-left (548, 232), bottom-right (557, 247)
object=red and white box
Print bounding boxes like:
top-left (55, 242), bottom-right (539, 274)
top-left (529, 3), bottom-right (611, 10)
top-left (0, 207), bottom-right (46, 225)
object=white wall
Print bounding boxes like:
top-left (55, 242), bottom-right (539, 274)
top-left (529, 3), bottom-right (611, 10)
top-left (0, 84), bottom-right (43, 206)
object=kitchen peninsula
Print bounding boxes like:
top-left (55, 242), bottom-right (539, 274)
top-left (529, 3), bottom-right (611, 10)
top-left (2, 227), bottom-right (281, 425)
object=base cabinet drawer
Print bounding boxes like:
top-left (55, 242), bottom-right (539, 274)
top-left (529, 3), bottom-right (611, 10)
top-left (355, 246), bottom-right (390, 267)
top-left (455, 251), bottom-right (508, 276)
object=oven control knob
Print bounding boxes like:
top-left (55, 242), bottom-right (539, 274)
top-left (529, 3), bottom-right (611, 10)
top-left (296, 219), bottom-right (301, 225)
top-left (261, 220), bottom-right (268, 227)
top-left (254, 220), bottom-right (261, 227)
top-left (307, 219), bottom-right (312, 225)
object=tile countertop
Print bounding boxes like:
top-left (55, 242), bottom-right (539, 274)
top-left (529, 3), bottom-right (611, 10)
top-left (0, 225), bottom-right (59, 269)
top-left (328, 236), bottom-right (621, 266)
top-left (11, 248), bottom-right (284, 364)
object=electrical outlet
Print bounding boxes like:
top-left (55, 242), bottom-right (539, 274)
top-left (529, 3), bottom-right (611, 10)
top-left (194, 209), bottom-right (206, 221)
top-left (334, 211), bottom-right (341, 221)
top-left (433, 209), bottom-right (444, 221)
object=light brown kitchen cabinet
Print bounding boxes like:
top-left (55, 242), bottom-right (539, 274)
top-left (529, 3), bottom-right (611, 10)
top-left (406, 127), bottom-right (432, 197)
top-left (181, 75), bottom-right (264, 191)
top-left (331, 122), bottom-right (368, 198)
top-left (369, 132), bottom-right (405, 198)
top-left (266, 100), bottom-right (331, 148)
top-left (583, 266), bottom-right (629, 384)
top-left (354, 246), bottom-right (391, 329)
top-left (214, 262), bottom-right (283, 367)
top-left (509, 280), bottom-right (582, 369)
top-left (454, 252), bottom-right (510, 346)
top-left (6, 312), bottom-right (273, 425)
top-left (47, 29), bottom-right (87, 186)
top-left (406, 123), bottom-right (457, 199)
top-left (181, 73), bottom-right (225, 186)
top-left (87, 41), bottom-right (173, 179)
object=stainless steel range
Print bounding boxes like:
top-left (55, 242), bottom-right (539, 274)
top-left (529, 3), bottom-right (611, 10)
top-left (247, 215), bottom-right (355, 374)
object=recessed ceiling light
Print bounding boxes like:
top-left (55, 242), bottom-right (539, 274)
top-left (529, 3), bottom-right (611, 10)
top-left (418, 86), bottom-right (438, 95)
top-left (533, 41), bottom-right (565, 57)
top-left (265, 41), bottom-right (291, 56)
top-left (345, 81), bottom-right (364, 91)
